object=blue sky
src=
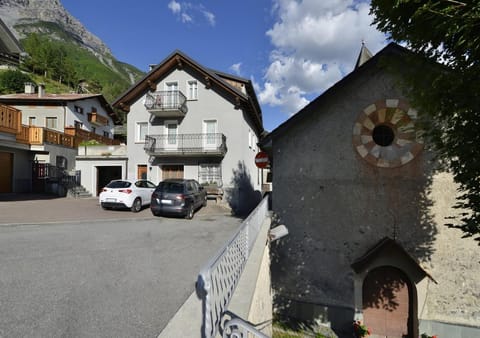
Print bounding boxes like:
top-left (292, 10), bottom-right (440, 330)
top-left (61, 0), bottom-right (388, 132)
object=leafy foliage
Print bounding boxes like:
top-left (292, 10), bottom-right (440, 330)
top-left (370, 0), bottom-right (480, 240)
top-left (0, 70), bottom-right (32, 93)
top-left (14, 21), bottom-right (145, 123)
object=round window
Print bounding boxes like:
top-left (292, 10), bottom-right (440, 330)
top-left (352, 99), bottom-right (424, 168)
top-left (372, 124), bottom-right (395, 147)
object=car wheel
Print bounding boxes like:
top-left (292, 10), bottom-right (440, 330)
top-left (185, 204), bottom-right (194, 220)
top-left (131, 198), bottom-right (142, 213)
top-left (151, 210), bottom-right (160, 217)
top-left (101, 203), bottom-right (110, 210)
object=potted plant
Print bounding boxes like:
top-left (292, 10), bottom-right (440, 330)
top-left (353, 320), bottom-right (370, 337)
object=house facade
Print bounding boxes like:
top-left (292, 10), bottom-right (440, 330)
top-left (0, 84), bottom-right (119, 194)
top-left (0, 103), bottom-right (33, 192)
top-left (113, 50), bottom-right (264, 213)
top-left (261, 43), bottom-right (480, 338)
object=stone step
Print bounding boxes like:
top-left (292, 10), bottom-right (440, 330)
top-left (67, 185), bottom-right (93, 198)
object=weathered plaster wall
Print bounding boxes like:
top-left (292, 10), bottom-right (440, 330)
top-left (269, 66), bottom-right (479, 336)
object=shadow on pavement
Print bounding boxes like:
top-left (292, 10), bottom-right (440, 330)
top-left (0, 193), bottom-right (65, 202)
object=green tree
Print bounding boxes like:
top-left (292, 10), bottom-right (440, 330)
top-left (370, 0), bottom-right (480, 240)
top-left (0, 70), bottom-right (33, 93)
top-left (22, 33), bottom-right (77, 86)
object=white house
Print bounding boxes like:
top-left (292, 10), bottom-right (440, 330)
top-left (111, 50), bottom-right (265, 213)
top-left (0, 84), bottom-right (120, 194)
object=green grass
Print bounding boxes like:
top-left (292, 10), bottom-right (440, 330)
top-left (272, 322), bottom-right (336, 338)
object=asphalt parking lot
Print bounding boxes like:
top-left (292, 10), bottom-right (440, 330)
top-left (0, 194), bottom-right (241, 337)
top-left (0, 193), bottom-right (232, 225)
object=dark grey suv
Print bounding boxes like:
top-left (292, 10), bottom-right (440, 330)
top-left (150, 179), bottom-right (207, 219)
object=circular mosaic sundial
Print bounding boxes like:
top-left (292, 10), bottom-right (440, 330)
top-left (352, 99), bottom-right (424, 168)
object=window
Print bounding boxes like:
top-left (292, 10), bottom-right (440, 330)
top-left (199, 163), bottom-right (222, 185)
top-left (165, 121), bottom-right (178, 147)
top-left (46, 117), bottom-right (57, 129)
top-left (372, 124), bottom-right (395, 147)
top-left (28, 117), bottom-right (36, 126)
top-left (74, 105), bottom-right (84, 114)
top-left (136, 122), bottom-right (148, 142)
top-left (165, 82), bottom-right (178, 109)
top-left (203, 120), bottom-right (217, 148)
top-left (249, 130), bottom-right (256, 151)
top-left (74, 120), bottom-right (83, 129)
top-left (103, 131), bottom-right (109, 138)
top-left (187, 80), bottom-right (198, 100)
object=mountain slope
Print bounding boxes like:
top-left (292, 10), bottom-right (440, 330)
top-left (0, 0), bottom-right (144, 105)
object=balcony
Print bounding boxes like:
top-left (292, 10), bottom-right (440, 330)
top-left (64, 126), bottom-right (120, 147)
top-left (144, 91), bottom-right (188, 117)
top-left (17, 125), bottom-right (121, 148)
top-left (144, 133), bottom-right (226, 157)
top-left (87, 111), bottom-right (109, 126)
top-left (28, 127), bottom-right (75, 147)
top-left (0, 104), bottom-right (21, 135)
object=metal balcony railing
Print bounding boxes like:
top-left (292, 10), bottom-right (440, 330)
top-left (144, 90), bottom-right (188, 117)
top-left (144, 133), bottom-right (227, 157)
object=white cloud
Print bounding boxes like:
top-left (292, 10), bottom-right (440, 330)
top-left (181, 13), bottom-right (193, 23)
top-left (168, 0), bottom-right (181, 14)
top-left (167, 1), bottom-right (215, 26)
top-left (230, 62), bottom-right (242, 76)
top-left (203, 10), bottom-right (216, 26)
top-left (258, 0), bottom-right (387, 115)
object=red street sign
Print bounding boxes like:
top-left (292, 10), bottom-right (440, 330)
top-left (255, 151), bottom-right (270, 168)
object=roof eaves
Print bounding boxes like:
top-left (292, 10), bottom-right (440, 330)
top-left (260, 42), bottom-right (407, 146)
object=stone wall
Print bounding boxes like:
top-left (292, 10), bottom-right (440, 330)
top-left (269, 64), bottom-right (480, 337)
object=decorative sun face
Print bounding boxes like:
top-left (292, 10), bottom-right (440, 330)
top-left (352, 99), bottom-right (424, 168)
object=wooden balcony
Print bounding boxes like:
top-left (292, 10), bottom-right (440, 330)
top-left (64, 126), bottom-right (120, 147)
top-left (144, 91), bottom-right (188, 117)
top-left (144, 133), bottom-right (227, 157)
top-left (0, 104), bottom-right (21, 135)
top-left (88, 111), bottom-right (109, 126)
top-left (13, 126), bottom-right (120, 148)
top-left (27, 127), bottom-right (75, 147)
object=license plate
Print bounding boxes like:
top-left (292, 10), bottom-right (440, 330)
top-left (161, 199), bottom-right (173, 205)
top-left (106, 198), bottom-right (116, 202)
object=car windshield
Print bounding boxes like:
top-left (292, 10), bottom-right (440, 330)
top-left (158, 182), bottom-right (184, 193)
top-left (106, 181), bottom-right (131, 189)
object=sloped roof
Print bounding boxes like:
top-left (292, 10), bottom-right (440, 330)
top-left (260, 42), bottom-right (410, 147)
top-left (351, 237), bottom-right (435, 282)
top-left (0, 17), bottom-right (23, 54)
top-left (112, 50), bottom-right (263, 134)
top-left (0, 93), bottom-right (121, 124)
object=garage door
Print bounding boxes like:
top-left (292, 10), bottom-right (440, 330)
top-left (363, 266), bottom-right (411, 338)
top-left (162, 165), bottom-right (184, 180)
top-left (0, 152), bottom-right (13, 193)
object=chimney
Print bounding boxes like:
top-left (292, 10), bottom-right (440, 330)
top-left (38, 83), bottom-right (45, 98)
top-left (24, 82), bottom-right (36, 94)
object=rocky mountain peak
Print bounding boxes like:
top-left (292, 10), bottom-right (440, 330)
top-left (0, 0), bottom-right (111, 55)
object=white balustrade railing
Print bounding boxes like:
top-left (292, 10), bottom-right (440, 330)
top-left (196, 196), bottom-right (270, 338)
